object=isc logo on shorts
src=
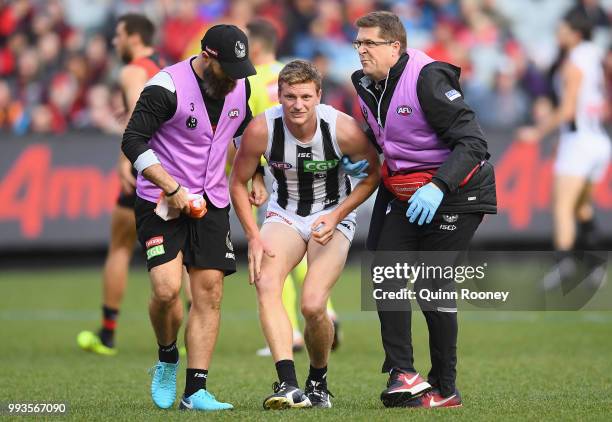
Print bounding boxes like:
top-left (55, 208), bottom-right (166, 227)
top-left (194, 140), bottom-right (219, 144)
top-left (228, 108), bottom-right (240, 119)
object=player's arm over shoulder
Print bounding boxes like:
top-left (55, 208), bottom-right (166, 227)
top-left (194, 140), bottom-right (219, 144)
top-left (241, 113), bottom-right (268, 152)
top-left (336, 111), bottom-right (380, 176)
top-left (232, 113), bottom-right (269, 182)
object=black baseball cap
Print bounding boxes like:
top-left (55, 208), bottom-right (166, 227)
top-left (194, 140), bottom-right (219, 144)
top-left (200, 24), bottom-right (256, 80)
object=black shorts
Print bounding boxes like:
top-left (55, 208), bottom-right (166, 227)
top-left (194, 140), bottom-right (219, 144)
top-left (117, 191), bottom-right (136, 208)
top-left (376, 199), bottom-right (484, 251)
top-left (134, 196), bottom-right (236, 275)
top-left (116, 168), bottom-right (138, 209)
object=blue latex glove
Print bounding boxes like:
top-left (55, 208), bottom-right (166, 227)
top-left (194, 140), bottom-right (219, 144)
top-left (406, 182), bottom-right (444, 225)
top-left (341, 155), bottom-right (369, 179)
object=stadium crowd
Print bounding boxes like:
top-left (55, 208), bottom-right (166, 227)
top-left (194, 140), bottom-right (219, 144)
top-left (0, 0), bottom-right (610, 136)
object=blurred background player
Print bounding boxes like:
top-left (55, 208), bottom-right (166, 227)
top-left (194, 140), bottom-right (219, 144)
top-left (76, 14), bottom-right (193, 356)
top-left (517, 9), bottom-right (611, 290)
top-left (244, 17), bottom-right (343, 357)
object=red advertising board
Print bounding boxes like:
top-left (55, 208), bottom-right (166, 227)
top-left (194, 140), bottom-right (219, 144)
top-left (0, 132), bottom-right (610, 250)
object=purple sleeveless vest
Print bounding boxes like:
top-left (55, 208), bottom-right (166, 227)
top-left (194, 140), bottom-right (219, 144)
top-left (359, 48), bottom-right (450, 173)
top-left (136, 57), bottom-right (246, 207)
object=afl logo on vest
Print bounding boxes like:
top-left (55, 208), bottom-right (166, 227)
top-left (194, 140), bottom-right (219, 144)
top-left (186, 115), bottom-right (198, 129)
top-left (396, 105), bottom-right (413, 116)
top-left (228, 108), bottom-right (240, 119)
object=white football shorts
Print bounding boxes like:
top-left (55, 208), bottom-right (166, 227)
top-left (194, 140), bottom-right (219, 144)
top-left (263, 200), bottom-right (357, 243)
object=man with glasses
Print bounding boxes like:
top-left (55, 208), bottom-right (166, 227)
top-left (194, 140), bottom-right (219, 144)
top-left (348, 11), bottom-right (497, 409)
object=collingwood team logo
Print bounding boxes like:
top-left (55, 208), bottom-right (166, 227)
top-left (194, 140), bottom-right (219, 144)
top-left (440, 214), bottom-right (458, 231)
top-left (225, 231), bottom-right (235, 260)
top-left (442, 214), bottom-right (459, 223)
top-left (235, 41), bottom-right (246, 58)
top-left (226, 231), bottom-right (234, 251)
top-left (186, 115), bottom-right (198, 129)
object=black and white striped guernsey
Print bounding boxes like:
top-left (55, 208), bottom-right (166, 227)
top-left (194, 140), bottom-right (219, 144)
top-left (264, 104), bottom-right (352, 217)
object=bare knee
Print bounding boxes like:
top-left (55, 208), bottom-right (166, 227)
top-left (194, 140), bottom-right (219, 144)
top-left (255, 272), bottom-right (283, 302)
top-left (301, 298), bottom-right (327, 322)
top-left (151, 280), bottom-right (181, 306)
top-left (195, 283), bottom-right (223, 310)
top-left (189, 269), bottom-right (223, 312)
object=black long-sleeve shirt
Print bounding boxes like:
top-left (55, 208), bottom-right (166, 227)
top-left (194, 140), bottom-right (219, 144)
top-left (351, 53), bottom-right (489, 194)
top-left (122, 58), bottom-right (252, 165)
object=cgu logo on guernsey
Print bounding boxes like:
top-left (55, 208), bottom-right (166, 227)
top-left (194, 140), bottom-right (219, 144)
top-left (396, 105), bottom-right (413, 116)
top-left (304, 159), bottom-right (339, 172)
top-left (228, 108), bottom-right (240, 119)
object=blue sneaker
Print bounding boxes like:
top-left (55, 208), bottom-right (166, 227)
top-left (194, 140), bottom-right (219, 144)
top-left (179, 389), bottom-right (234, 411)
top-left (149, 361), bottom-right (178, 409)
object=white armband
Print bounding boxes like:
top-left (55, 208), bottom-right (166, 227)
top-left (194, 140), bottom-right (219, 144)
top-left (134, 149), bottom-right (161, 173)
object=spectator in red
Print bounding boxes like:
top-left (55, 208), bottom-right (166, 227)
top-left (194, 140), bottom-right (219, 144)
top-left (85, 34), bottom-right (110, 84)
top-left (15, 47), bottom-right (44, 106)
top-left (424, 18), bottom-right (471, 78)
top-left (160, 0), bottom-right (207, 61)
top-left (45, 72), bottom-right (79, 133)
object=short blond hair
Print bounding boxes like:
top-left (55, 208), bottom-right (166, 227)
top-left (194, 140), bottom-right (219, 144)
top-left (278, 60), bottom-right (322, 92)
top-left (355, 11), bottom-right (407, 52)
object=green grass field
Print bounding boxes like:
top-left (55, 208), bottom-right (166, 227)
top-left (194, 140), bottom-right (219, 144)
top-left (1, 263), bottom-right (612, 421)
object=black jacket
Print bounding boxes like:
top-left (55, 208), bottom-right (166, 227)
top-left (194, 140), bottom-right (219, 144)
top-left (351, 52), bottom-right (496, 249)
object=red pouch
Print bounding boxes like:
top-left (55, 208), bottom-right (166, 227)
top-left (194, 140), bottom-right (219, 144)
top-left (381, 160), bottom-right (483, 201)
top-left (381, 161), bottom-right (436, 201)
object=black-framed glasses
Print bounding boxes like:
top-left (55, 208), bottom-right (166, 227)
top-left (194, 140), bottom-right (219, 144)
top-left (352, 40), bottom-right (396, 49)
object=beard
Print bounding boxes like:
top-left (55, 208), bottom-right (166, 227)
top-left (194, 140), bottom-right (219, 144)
top-left (202, 64), bottom-right (237, 99)
top-left (119, 47), bottom-right (132, 64)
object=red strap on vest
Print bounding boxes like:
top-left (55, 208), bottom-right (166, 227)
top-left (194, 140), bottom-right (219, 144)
top-left (459, 162), bottom-right (482, 187)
